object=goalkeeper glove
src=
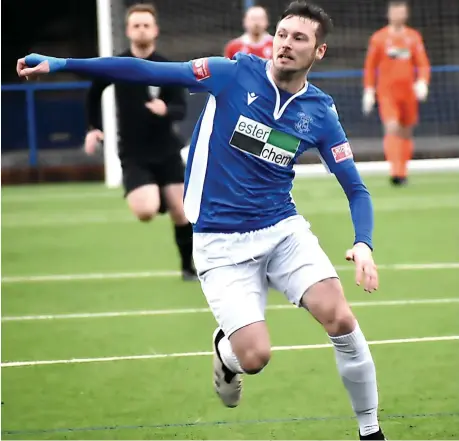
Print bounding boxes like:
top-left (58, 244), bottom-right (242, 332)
top-left (362, 88), bottom-right (375, 115)
top-left (414, 80), bottom-right (429, 101)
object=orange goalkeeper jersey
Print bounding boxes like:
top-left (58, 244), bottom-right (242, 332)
top-left (364, 26), bottom-right (430, 95)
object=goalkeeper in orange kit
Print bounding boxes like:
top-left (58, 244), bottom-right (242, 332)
top-left (362, 1), bottom-right (430, 185)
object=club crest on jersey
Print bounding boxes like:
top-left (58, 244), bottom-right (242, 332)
top-left (229, 115), bottom-right (301, 167)
top-left (191, 58), bottom-right (211, 81)
top-left (295, 112), bottom-right (312, 134)
top-left (331, 142), bottom-right (353, 163)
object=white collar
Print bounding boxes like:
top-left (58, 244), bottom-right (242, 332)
top-left (265, 61), bottom-right (308, 120)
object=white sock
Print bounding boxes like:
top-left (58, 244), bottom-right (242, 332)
top-left (217, 335), bottom-right (244, 374)
top-left (329, 322), bottom-right (380, 436)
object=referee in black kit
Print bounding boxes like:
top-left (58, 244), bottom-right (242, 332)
top-left (84, 3), bottom-right (197, 280)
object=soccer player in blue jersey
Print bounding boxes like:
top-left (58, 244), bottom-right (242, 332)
top-left (17, 2), bottom-right (385, 439)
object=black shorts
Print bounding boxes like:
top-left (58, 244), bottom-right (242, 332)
top-left (121, 153), bottom-right (185, 197)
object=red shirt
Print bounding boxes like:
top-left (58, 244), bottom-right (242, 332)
top-left (224, 33), bottom-right (273, 60)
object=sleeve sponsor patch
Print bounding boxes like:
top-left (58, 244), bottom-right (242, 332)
top-left (331, 142), bottom-right (353, 163)
top-left (191, 58), bottom-right (211, 81)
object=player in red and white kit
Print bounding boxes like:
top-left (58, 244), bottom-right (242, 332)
top-left (224, 5), bottom-right (273, 60)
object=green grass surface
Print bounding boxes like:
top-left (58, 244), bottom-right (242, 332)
top-left (2, 172), bottom-right (459, 439)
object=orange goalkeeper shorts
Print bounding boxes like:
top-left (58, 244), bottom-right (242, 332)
top-left (377, 92), bottom-right (419, 127)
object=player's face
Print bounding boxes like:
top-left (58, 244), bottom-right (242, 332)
top-left (272, 16), bottom-right (326, 74)
top-left (126, 12), bottom-right (158, 46)
top-left (243, 7), bottom-right (269, 36)
top-left (387, 4), bottom-right (409, 26)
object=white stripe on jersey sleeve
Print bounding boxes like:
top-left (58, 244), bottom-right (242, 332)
top-left (183, 95), bottom-right (217, 223)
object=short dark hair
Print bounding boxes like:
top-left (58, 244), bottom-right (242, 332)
top-left (279, 1), bottom-right (333, 44)
top-left (388, 0), bottom-right (409, 6)
top-left (125, 3), bottom-right (158, 24)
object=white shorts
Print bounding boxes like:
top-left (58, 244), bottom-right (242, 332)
top-left (193, 215), bottom-right (338, 337)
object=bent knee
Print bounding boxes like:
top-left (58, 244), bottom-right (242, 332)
top-left (304, 279), bottom-right (356, 336)
top-left (129, 200), bottom-right (160, 222)
top-left (239, 346), bottom-right (271, 374)
top-left (324, 309), bottom-right (356, 337)
top-left (136, 210), bottom-right (157, 222)
top-left (127, 186), bottom-right (160, 222)
top-left (131, 205), bottom-right (159, 222)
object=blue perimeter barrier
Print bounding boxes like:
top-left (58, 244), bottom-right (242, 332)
top-left (2, 65), bottom-right (458, 166)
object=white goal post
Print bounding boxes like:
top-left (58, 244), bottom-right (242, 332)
top-left (96, 0), bottom-right (122, 188)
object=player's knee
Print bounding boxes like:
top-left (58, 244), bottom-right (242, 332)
top-left (134, 208), bottom-right (158, 222)
top-left (305, 279), bottom-right (356, 337)
top-left (327, 309), bottom-right (356, 337)
top-left (129, 199), bottom-right (160, 221)
top-left (239, 345), bottom-right (271, 374)
top-left (137, 213), bottom-right (154, 222)
top-left (384, 120), bottom-right (400, 135)
top-left (127, 186), bottom-right (161, 221)
top-left (318, 297), bottom-right (355, 337)
top-left (319, 300), bottom-right (356, 337)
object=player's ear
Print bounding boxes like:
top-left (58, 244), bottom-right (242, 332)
top-left (315, 43), bottom-right (327, 61)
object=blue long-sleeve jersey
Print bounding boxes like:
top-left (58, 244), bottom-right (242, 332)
top-left (25, 53), bottom-right (374, 248)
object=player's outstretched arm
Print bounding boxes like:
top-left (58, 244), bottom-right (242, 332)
top-left (17, 54), bottom-right (238, 95)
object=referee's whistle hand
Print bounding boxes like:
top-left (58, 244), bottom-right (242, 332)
top-left (84, 130), bottom-right (104, 156)
top-left (345, 243), bottom-right (379, 293)
top-left (145, 99), bottom-right (167, 116)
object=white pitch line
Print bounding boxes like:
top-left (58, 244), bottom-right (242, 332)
top-left (1, 270), bottom-right (180, 283)
top-left (2, 262), bottom-right (459, 284)
top-left (3, 198), bottom-right (459, 228)
top-left (2, 298), bottom-right (459, 322)
top-left (3, 173), bottom-right (457, 203)
top-left (1, 190), bottom-right (120, 203)
top-left (2, 335), bottom-right (458, 368)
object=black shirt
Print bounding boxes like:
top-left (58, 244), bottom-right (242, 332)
top-left (86, 50), bottom-right (187, 161)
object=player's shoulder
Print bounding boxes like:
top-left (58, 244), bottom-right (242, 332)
top-left (224, 37), bottom-right (242, 57)
top-left (233, 52), bottom-right (267, 67)
top-left (304, 84), bottom-right (338, 118)
top-left (305, 83), bottom-right (333, 103)
top-left (406, 27), bottom-right (423, 40)
top-left (226, 36), bottom-right (243, 47)
top-left (370, 26), bottom-right (388, 42)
